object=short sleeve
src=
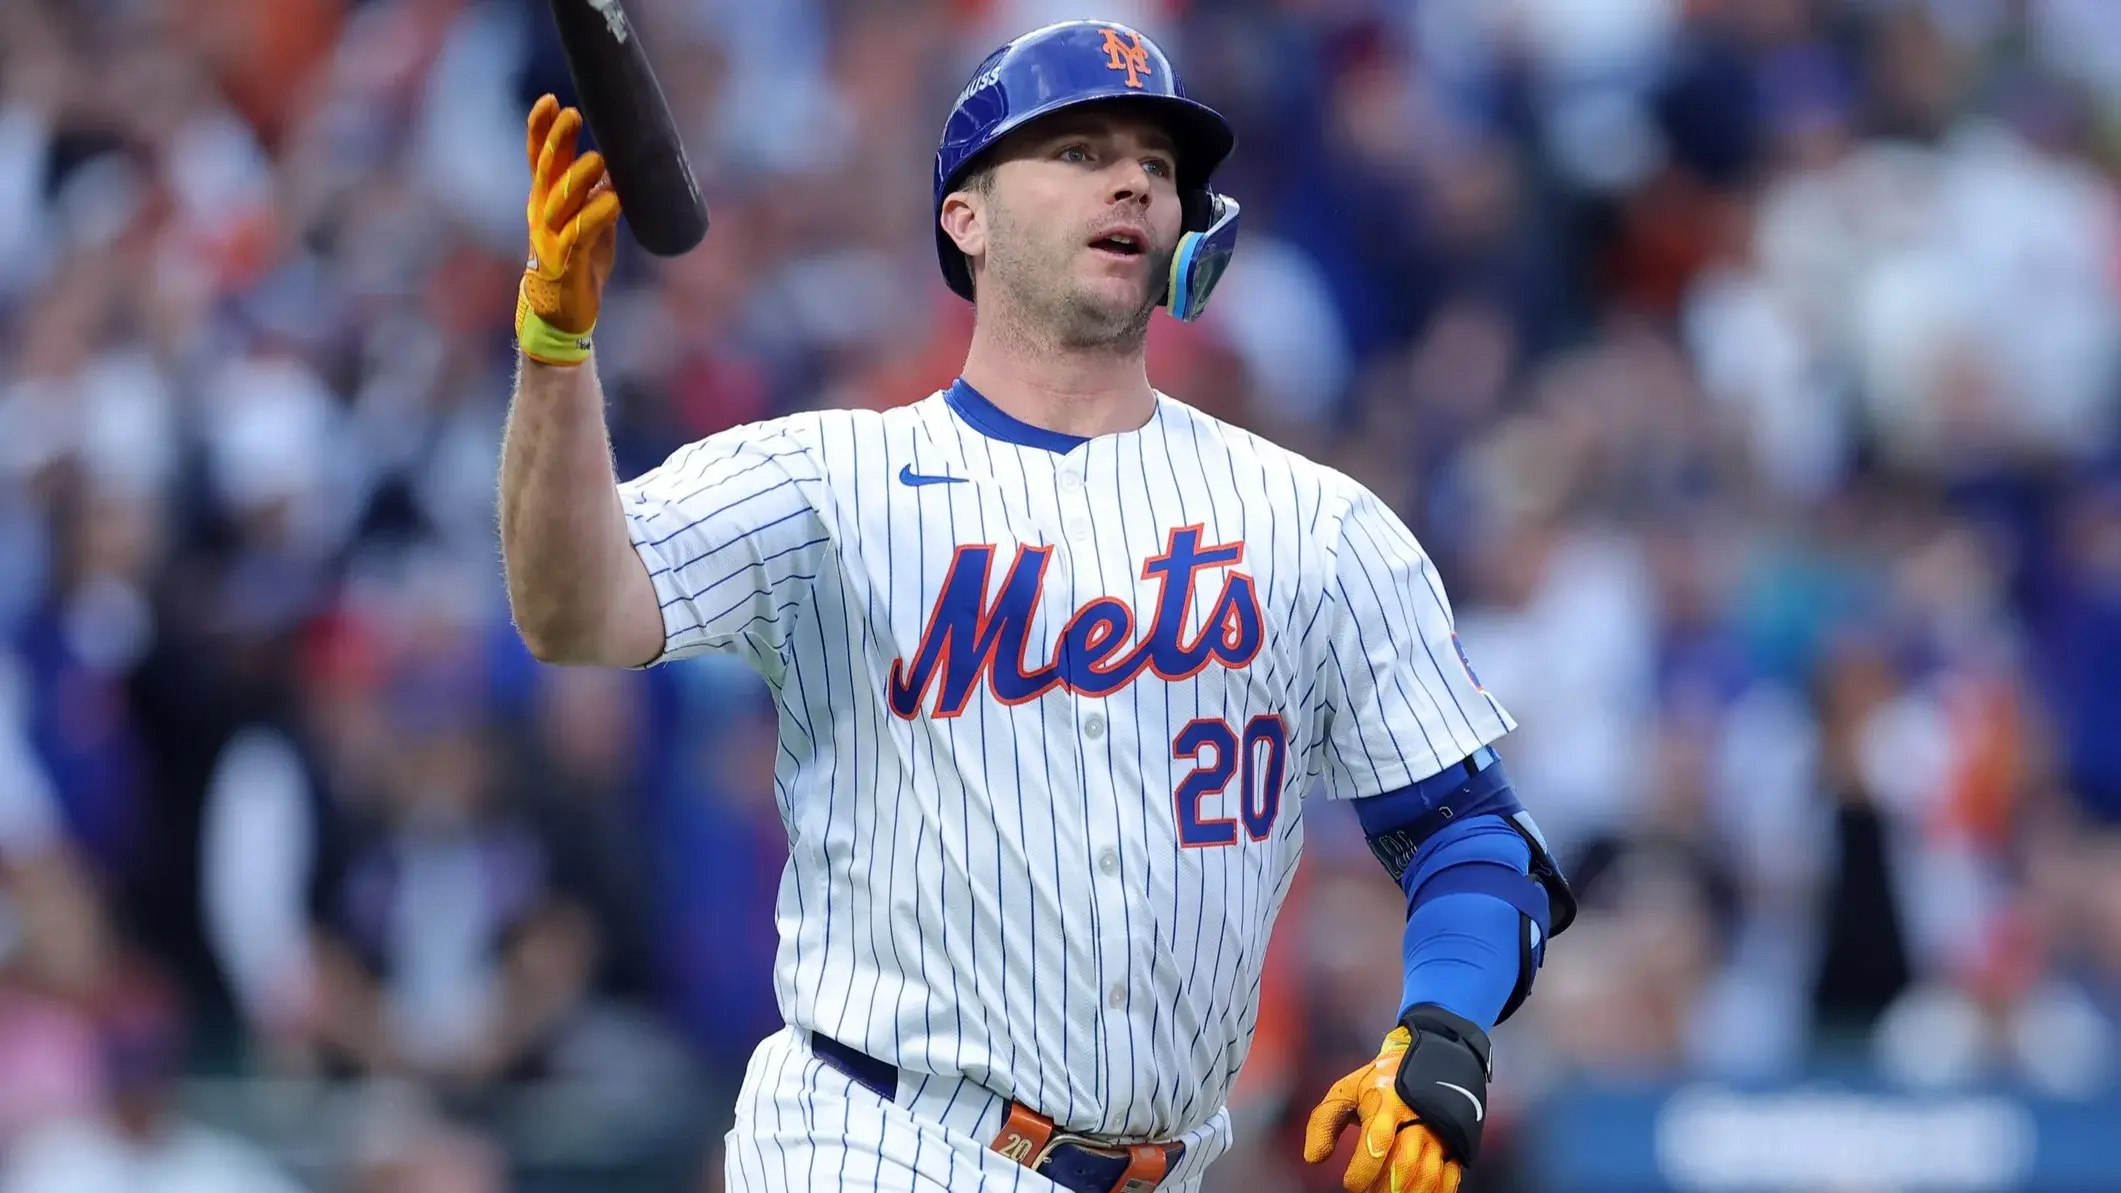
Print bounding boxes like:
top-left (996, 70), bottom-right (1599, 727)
top-left (619, 425), bottom-right (832, 669)
top-left (1310, 483), bottom-right (1514, 799)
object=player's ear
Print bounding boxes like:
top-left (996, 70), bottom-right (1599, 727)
top-left (939, 190), bottom-right (987, 261)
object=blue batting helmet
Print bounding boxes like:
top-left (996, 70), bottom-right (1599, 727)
top-left (933, 21), bottom-right (1240, 322)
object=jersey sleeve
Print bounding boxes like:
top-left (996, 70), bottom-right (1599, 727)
top-left (618, 423), bottom-right (832, 670)
top-left (1309, 482), bottom-right (1514, 800)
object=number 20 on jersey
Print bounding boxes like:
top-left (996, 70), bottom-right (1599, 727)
top-left (1171, 714), bottom-right (1287, 847)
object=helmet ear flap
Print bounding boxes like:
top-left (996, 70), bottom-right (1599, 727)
top-left (1165, 192), bottom-right (1239, 322)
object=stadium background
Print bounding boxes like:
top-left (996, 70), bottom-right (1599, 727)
top-left (4, 0), bottom-right (2121, 1189)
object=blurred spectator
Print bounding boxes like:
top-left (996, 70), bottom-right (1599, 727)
top-left (0, 849), bottom-right (118, 1150)
top-left (300, 645), bottom-right (602, 1089)
top-left (0, 872), bottom-right (306, 1193)
top-left (2039, 472), bottom-right (2121, 825)
top-left (340, 1106), bottom-right (508, 1193)
top-left (1806, 634), bottom-right (1918, 1036)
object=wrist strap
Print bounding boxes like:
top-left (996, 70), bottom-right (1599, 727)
top-left (516, 297), bottom-right (594, 367)
top-left (1393, 1004), bottom-right (1494, 1166)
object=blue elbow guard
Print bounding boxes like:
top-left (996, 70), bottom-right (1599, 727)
top-left (1355, 748), bottom-right (1577, 1024)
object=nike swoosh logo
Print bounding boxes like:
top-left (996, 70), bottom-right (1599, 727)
top-left (899, 465), bottom-right (966, 487)
top-left (1435, 1081), bottom-right (1484, 1123)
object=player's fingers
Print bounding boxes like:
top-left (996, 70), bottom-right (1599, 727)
top-left (577, 186), bottom-right (622, 239)
top-left (1342, 1145), bottom-right (1383, 1193)
top-left (1301, 1090), bottom-right (1358, 1164)
top-left (526, 93), bottom-right (560, 171)
top-left (1341, 1115), bottom-right (1397, 1193)
top-left (536, 106), bottom-right (584, 200)
top-left (553, 185), bottom-right (622, 264)
top-left (533, 106), bottom-right (564, 188)
top-left (1361, 1128), bottom-right (1419, 1193)
top-left (1438, 1158), bottom-right (1463, 1193)
top-left (547, 164), bottom-right (614, 258)
top-left (543, 150), bottom-right (608, 228)
top-left (1394, 1128), bottom-right (1448, 1193)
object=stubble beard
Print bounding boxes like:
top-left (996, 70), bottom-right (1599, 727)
top-left (985, 211), bottom-right (1165, 354)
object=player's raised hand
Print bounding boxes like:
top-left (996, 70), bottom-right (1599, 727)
top-left (516, 93), bottom-right (623, 367)
top-left (1303, 1005), bottom-right (1494, 1193)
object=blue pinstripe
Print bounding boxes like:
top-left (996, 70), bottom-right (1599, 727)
top-left (1088, 435), bottom-right (1143, 1134)
top-left (1334, 567), bottom-right (1442, 769)
top-left (1420, 557), bottom-right (1511, 724)
top-left (965, 426), bottom-right (1039, 1110)
top-left (910, 474), bottom-right (940, 1077)
top-left (638, 469), bottom-right (804, 551)
top-left (1163, 413), bottom-right (1225, 1135)
top-left (878, 427), bottom-right (913, 1076)
top-left (1115, 426), bottom-right (1169, 1136)
top-left (969, 429), bottom-right (1024, 1108)
top-left (1343, 512), bottom-right (1478, 743)
top-left (935, 419), bottom-right (981, 1082)
top-left (807, 577), bottom-right (838, 1009)
top-left (1208, 445), bottom-right (1274, 1101)
top-left (764, 1040), bottom-right (793, 1193)
top-left (801, 1049), bottom-right (824, 1193)
top-left (654, 525), bottom-right (827, 596)
top-left (1006, 437), bottom-right (1076, 1128)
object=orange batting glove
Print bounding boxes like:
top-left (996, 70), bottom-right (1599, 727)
top-left (516, 93), bottom-right (622, 367)
top-left (1304, 1006), bottom-right (1493, 1193)
top-left (1303, 1027), bottom-right (1460, 1193)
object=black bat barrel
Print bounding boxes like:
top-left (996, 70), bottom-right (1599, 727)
top-left (546, 0), bottom-right (708, 257)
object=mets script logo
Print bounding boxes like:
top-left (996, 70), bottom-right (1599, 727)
top-left (888, 526), bottom-right (1261, 719)
top-left (1101, 28), bottom-right (1152, 89)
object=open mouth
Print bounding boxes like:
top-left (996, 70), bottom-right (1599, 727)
top-left (1089, 231), bottom-right (1146, 258)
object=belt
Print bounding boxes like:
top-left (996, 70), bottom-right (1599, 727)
top-left (810, 1033), bottom-right (1186, 1193)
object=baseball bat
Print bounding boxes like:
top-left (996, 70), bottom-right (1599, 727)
top-left (544, 0), bottom-right (708, 257)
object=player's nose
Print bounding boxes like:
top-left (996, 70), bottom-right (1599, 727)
top-left (1105, 158), bottom-right (1154, 206)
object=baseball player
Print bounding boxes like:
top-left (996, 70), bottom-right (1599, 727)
top-left (496, 20), bottom-right (1573, 1193)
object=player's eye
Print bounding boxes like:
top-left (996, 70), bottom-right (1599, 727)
top-left (1144, 156), bottom-right (1175, 179)
top-left (1058, 143), bottom-right (1093, 164)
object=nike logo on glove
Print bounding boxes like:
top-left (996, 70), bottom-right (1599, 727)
top-left (1434, 1081), bottom-right (1484, 1123)
top-left (899, 465), bottom-right (966, 487)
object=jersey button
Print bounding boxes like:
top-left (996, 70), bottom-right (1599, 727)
top-left (1059, 471), bottom-right (1083, 493)
top-left (1098, 850), bottom-right (1118, 875)
top-left (1083, 714), bottom-right (1106, 739)
top-left (1108, 984), bottom-right (1126, 1009)
top-left (1066, 518), bottom-right (1091, 542)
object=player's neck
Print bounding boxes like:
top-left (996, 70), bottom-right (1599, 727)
top-left (959, 322), bottom-right (1155, 440)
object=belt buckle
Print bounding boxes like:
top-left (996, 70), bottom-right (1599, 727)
top-left (992, 1101), bottom-right (1176, 1193)
top-left (1032, 1130), bottom-right (1173, 1193)
top-left (1030, 1129), bottom-right (1127, 1170)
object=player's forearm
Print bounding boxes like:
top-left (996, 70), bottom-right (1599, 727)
top-left (1397, 824), bottom-right (1527, 1030)
top-left (1354, 751), bottom-right (1567, 1031)
top-left (498, 356), bottom-right (660, 667)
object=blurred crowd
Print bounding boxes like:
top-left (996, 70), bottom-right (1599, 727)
top-left (2, 0), bottom-right (2120, 1190)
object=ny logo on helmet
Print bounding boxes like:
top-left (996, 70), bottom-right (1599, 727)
top-left (1101, 28), bottom-right (1151, 88)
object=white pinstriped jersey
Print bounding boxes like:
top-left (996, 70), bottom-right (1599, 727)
top-left (619, 381), bottom-right (1512, 1144)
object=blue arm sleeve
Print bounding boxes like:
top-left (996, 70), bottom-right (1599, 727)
top-left (1352, 751), bottom-right (1544, 1032)
top-left (1392, 815), bottom-right (1529, 1030)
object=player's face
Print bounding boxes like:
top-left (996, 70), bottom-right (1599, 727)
top-left (968, 109), bottom-right (1185, 347)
